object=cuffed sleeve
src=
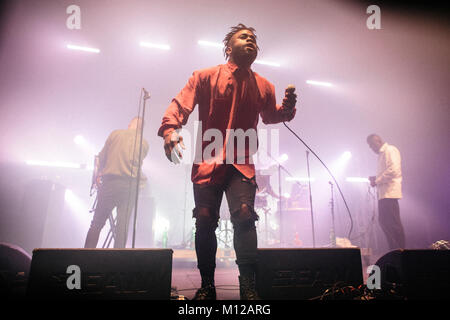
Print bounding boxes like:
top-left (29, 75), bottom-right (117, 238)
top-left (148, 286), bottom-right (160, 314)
top-left (157, 71), bottom-right (200, 137)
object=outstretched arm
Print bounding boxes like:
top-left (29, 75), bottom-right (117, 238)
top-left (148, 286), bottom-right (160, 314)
top-left (158, 71), bottom-right (201, 162)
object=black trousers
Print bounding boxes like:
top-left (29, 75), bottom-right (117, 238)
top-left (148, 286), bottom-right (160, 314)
top-left (193, 166), bottom-right (259, 281)
top-left (378, 198), bottom-right (406, 250)
top-left (84, 175), bottom-right (137, 248)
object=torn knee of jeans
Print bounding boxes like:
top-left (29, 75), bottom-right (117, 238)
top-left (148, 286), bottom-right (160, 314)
top-left (194, 207), bottom-right (218, 230)
top-left (231, 203), bottom-right (258, 226)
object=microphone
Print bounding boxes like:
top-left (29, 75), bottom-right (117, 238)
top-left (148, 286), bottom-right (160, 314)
top-left (286, 84), bottom-right (296, 93)
top-left (142, 88), bottom-right (150, 100)
top-left (283, 84), bottom-right (296, 111)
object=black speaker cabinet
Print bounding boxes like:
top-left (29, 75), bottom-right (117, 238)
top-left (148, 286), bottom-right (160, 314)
top-left (27, 248), bottom-right (173, 300)
top-left (375, 249), bottom-right (450, 299)
top-left (256, 248), bottom-right (363, 300)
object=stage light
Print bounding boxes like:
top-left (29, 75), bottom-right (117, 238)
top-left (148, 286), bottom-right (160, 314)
top-left (139, 41), bottom-right (171, 50)
top-left (26, 160), bottom-right (81, 169)
top-left (197, 40), bottom-right (223, 48)
top-left (306, 80), bottom-right (333, 87)
top-left (331, 151), bottom-right (352, 175)
top-left (341, 151), bottom-right (352, 161)
top-left (73, 135), bottom-right (86, 146)
top-left (153, 215), bottom-right (170, 233)
top-left (73, 135), bottom-right (97, 157)
top-left (346, 177), bottom-right (370, 183)
top-left (277, 153), bottom-right (289, 163)
top-left (254, 60), bottom-right (281, 67)
top-left (153, 215), bottom-right (170, 248)
top-left (66, 44), bottom-right (100, 53)
top-left (64, 189), bottom-right (91, 225)
top-left (65, 189), bottom-right (88, 214)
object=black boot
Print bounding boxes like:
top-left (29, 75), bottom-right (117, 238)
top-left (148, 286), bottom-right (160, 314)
top-left (239, 275), bottom-right (260, 300)
top-left (193, 275), bottom-right (216, 300)
top-left (193, 285), bottom-right (216, 300)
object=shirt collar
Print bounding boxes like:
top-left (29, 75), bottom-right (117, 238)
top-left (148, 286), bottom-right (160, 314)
top-left (379, 142), bottom-right (388, 153)
top-left (226, 61), bottom-right (251, 76)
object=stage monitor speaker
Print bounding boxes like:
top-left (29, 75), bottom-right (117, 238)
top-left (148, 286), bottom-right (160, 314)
top-left (256, 248), bottom-right (363, 300)
top-left (375, 249), bottom-right (450, 299)
top-left (27, 248), bottom-right (173, 300)
top-left (0, 243), bottom-right (31, 298)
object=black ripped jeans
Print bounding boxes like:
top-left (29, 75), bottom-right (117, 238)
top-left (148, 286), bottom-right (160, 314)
top-left (193, 165), bottom-right (259, 283)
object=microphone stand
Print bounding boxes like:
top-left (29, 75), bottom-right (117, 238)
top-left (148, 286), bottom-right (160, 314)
top-left (306, 150), bottom-right (316, 248)
top-left (131, 88), bottom-right (150, 248)
top-left (277, 164), bottom-right (283, 246)
top-left (328, 181), bottom-right (336, 247)
top-left (181, 164), bottom-right (190, 248)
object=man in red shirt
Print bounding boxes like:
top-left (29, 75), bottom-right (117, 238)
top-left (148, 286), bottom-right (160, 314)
top-left (158, 24), bottom-right (297, 300)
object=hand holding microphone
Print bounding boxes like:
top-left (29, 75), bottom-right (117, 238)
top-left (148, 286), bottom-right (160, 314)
top-left (164, 130), bottom-right (185, 164)
top-left (282, 84), bottom-right (297, 116)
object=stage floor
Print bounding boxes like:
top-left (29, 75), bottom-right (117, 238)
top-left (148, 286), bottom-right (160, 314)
top-left (172, 266), bottom-right (240, 300)
top-left (171, 248), bottom-right (240, 300)
top-left (170, 248), bottom-right (372, 300)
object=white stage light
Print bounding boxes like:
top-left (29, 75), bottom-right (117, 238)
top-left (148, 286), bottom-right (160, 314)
top-left (64, 189), bottom-right (91, 226)
top-left (346, 177), bottom-right (370, 183)
top-left (277, 153), bottom-right (289, 163)
top-left (73, 135), bottom-right (86, 145)
top-left (152, 215), bottom-right (170, 247)
top-left (66, 44), bottom-right (100, 53)
top-left (341, 151), bottom-right (352, 161)
top-left (331, 151), bottom-right (352, 176)
top-left (139, 41), bottom-right (171, 50)
top-left (153, 215), bottom-right (170, 233)
top-left (73, 135), bottom-right (97, 157)
top-left (306, 80), bottom-right (333, 87)
top-left (26, 160), bottom-right (81, 169)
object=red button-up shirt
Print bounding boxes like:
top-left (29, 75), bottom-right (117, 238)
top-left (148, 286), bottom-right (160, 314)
top-left (158, 61), bottom-right (296, 185)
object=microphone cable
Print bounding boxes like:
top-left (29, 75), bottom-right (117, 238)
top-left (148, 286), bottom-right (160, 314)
top-left (283, 121), bottom-right (354, 240)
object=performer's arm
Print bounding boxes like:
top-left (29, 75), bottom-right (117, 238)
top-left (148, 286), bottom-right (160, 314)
top-left (158, 72), bottom-right (200, 138)
top-left (375, 147), bottom-right (401, 185)
top-left (97, 134), bottom-right (111, 173)
top-left (260, 83), bottom-right (297, 124)
top-left (158, 71), bottom-right (201, 161)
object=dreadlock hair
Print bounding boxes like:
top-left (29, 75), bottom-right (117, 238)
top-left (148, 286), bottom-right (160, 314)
top-left (222, 23), bottom-right (259, 60)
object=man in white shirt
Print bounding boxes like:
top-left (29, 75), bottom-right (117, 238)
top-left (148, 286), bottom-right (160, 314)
top-left (367, 134), bottom-right (406, 250)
